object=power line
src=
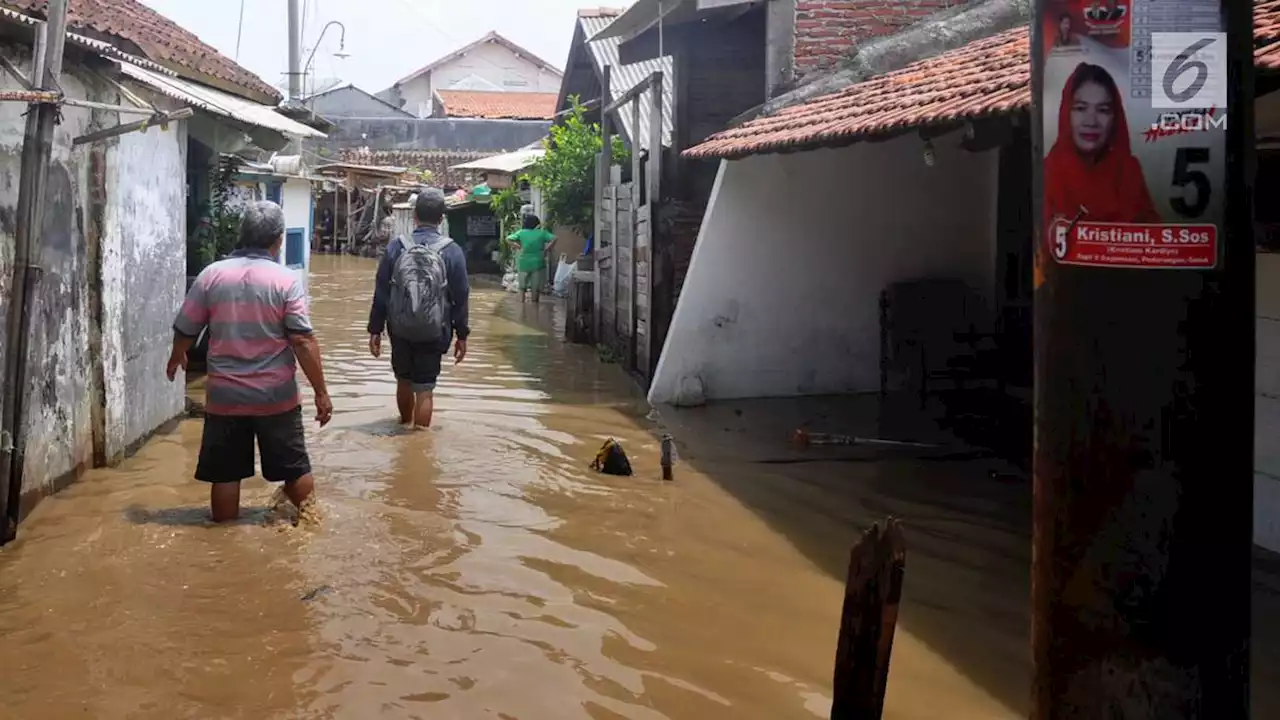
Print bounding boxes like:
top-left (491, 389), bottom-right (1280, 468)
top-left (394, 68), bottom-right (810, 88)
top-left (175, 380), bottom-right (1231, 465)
top-left (234, 0), bottom-right (245, 61)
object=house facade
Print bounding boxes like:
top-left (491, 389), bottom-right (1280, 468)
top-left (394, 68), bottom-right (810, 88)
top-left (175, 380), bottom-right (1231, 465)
top-left (379, 32), bottom-right (563, 119)
top-left (0, 0), bottom-right (322, 524)
top-left (646, 0), bottom-right (1280, 557)
top-left (303, 84), bottom-right (412, 120)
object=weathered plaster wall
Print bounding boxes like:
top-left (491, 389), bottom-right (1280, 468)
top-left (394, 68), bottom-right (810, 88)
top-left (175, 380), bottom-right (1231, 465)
top-left (101, 122), bottom-right (187, 459)
top-left (0, 48), bottom-right (99, 496)
top-left (0, 44), bottom-right (187, 502)
top-left (649, 134), bottom-right (999, 404)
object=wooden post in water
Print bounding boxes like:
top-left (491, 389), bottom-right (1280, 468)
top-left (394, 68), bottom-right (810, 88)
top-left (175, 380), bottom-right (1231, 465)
top-left (830, 519), bottom-right (906, 720)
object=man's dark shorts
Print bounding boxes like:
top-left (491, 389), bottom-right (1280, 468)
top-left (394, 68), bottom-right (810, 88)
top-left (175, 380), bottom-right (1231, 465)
top-left (390, 335), bottom-right (444, 393)
top-left (196, 406), bottom-right (311, 484)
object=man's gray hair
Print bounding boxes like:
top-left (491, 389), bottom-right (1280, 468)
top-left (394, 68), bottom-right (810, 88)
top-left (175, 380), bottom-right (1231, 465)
top-left (415, 188), bottom-right (447, 225)
top-left (239, 200), bottom-right (286, 250)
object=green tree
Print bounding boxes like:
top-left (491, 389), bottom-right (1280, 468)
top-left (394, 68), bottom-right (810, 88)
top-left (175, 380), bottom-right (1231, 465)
top-left (528, 96), bottom-right (628, 235)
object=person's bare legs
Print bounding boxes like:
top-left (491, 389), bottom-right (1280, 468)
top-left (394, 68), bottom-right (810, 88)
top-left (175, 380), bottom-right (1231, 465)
top-left (210, 482), bottom-right (241, 523)
top-left (413, 390), bottom-right (434, 430)
top-left (396, 380), bottom-right (414, 425)
top-left (283, 473), bottom-right (315, 508)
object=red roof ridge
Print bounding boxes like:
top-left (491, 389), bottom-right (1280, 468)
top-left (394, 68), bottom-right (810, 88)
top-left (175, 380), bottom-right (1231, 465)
top-left (436, 89), bottom-right (558, 120)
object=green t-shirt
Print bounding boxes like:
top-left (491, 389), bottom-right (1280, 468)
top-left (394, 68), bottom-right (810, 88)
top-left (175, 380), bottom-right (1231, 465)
top-left (509, 228), bottom-right (555, 272)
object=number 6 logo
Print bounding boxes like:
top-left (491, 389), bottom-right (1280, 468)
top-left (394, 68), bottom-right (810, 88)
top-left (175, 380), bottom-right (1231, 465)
top-left (1164, 38), bottom-right (1214, 103)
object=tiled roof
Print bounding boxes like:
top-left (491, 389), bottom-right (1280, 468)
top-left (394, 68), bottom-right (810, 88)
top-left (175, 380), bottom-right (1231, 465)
top-left (340, 149), bottom-right (496, 189)
top-left (688, 1), bottom-right (1280, 160)
top-left (437, 90), bottom-right (558, 120)
top-left (1257, 0), bottom-right (1280, 67)
top-left (2, 0), bottom-right (280, 102)
top-left (685, 27), bottom-right (1028, 159)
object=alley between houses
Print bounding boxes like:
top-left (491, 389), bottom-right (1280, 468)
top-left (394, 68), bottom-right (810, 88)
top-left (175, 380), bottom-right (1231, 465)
top-left (0, 254), bottom-right (1278, 719)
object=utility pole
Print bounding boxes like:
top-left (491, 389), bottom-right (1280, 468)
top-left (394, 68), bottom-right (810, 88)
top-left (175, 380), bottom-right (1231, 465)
top-left (0, 0), bottom-right (69, 541)
top-left (287, 0), bottom-right (302, 101)
top-left (1031, 0), bottom-right (1253, 717)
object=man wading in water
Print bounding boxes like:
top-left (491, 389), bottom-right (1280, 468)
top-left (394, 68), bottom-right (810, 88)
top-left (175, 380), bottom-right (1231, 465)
top-left (368, 188), bottom-right (471, 429)
top-left (168, 201), bottom-right (332, 522)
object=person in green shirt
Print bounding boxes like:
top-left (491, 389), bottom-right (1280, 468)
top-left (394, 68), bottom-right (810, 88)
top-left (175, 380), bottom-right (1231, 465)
top-left (507, 214), bottom-right (556, 304)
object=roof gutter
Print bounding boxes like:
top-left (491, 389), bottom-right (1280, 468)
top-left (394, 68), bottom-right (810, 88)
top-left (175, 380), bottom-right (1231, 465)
top-left (726, 0), bottom-right (1032, 129)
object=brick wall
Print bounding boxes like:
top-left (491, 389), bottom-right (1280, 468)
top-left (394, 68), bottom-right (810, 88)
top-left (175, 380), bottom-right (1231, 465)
top-left (794, 0), bottom-right (968, 76)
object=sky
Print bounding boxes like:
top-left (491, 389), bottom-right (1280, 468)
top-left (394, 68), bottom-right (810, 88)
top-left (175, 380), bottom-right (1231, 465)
top-left (140, 0), bottom-right (601, 96)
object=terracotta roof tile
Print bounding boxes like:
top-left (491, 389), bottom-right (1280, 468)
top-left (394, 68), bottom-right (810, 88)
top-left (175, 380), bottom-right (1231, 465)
top-left (2, 0), bottom-right (280, 102)
top-left (689, 2), bottom-right (1280, 160)
top-left (437, 90), bottom-right (558, 120)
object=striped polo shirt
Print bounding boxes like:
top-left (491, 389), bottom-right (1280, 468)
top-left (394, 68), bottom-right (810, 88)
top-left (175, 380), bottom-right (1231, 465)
top-left (174, 249), bottom-right (313, 416)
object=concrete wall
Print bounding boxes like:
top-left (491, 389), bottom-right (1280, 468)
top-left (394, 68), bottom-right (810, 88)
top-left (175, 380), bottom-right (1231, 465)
top-left (282, 176), bottom-right (312, 272)
top-left (101, 121), bottom-right (188, 460)
top-left (308, 86), bottom-right (409, 119)
top-left (308, 117), bottom-right (550, 155)
top-left (649, 134), bottom-right (998, 404)
top-left (395, 41), bottom-right (562, 117)
top-left (0, 45), bottom-right (186, 501)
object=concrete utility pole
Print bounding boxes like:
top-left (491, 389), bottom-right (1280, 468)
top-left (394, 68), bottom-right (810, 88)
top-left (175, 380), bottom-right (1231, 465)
top-left (0, 0), bottom-right (69, 541)
top-left (1031, 0), bottom-right (1254, 716)
top-left (287, 0), bottom-right (302, 101)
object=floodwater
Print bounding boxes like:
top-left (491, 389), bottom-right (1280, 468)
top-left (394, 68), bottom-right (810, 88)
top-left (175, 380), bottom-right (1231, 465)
top-left (1, 254), bottom-right (1276, 719)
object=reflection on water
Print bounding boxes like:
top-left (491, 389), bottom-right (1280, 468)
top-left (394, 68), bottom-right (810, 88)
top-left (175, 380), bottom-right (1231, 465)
top-left (0, 255), bottom-right (1016, 719)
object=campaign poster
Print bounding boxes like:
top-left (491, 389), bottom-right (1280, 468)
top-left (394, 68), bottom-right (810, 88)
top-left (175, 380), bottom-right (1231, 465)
top-left (1041, 0), bottom-right (1226, 270)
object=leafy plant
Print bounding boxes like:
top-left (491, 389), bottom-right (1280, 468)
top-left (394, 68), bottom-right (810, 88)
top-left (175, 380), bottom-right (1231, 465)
top-left (527, 96), bottom-right (628, 235)
top-left (490, 182), bottom-right (526, 269)
top-left (187, 155), bottom-right (244, 274)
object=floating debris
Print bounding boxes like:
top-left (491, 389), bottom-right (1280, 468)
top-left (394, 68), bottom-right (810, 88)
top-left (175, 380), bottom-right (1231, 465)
top-left (590, 438), bottom-right (633, 477)
top-left (301, 585), bottom-right (333, 602)
top-left (792, 429), bottom-right (940, 450)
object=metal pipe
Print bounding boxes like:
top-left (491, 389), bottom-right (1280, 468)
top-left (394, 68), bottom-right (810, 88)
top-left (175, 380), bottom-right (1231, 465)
top-left (286, 0), bottom-right (301, 101)
top-left (1, 0), bottom-right (68, 542)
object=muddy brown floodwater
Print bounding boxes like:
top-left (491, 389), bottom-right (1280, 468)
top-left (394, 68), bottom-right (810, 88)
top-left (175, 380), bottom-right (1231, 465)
top-left (13, 254), bottom-right (1277, 719)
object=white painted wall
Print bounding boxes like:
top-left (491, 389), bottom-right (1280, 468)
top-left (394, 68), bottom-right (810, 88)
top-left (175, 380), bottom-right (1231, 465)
top-left (282, 176), bottom-right (313, 272)
top-left (649, 134), bottom-right (999, 404)
top-left (102, 120), bottom-right (188, 458)
top-left (398, 40), bottom-right (561, 117)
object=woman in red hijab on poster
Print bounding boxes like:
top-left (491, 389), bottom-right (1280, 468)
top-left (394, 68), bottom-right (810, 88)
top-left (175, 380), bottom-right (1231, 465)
top-left (1044, 62), bottom-right (1160, 225)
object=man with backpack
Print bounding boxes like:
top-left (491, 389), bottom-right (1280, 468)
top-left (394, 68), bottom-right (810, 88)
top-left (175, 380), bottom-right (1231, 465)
top-left (367, 189), bottom-right (470, 429)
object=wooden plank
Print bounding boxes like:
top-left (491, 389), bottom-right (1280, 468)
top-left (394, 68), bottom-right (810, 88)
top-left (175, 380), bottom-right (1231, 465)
top-left (831, 519), bottom-right (906, 720)
top-left (603, 70), bottom-right (662, 114)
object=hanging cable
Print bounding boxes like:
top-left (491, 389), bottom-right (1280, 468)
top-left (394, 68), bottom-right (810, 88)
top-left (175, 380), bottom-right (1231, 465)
top-left (234, 0), bottom-right (246, 61)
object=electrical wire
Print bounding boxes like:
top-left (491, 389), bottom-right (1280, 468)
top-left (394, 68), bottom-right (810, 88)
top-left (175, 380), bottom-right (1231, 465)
top-left (234, 0), bottom-right (245, 61)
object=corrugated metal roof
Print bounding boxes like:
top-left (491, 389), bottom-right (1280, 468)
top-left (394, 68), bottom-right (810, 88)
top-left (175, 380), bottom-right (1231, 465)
top-left (450, 147), bottom-right (546, 174)
top-left (115, 61), bottom-right (325, 139)
top-left (580, 13), bottom-right (673, 147)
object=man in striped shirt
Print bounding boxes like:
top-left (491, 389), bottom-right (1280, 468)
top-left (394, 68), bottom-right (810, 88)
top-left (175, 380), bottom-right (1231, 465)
top-left (168, 201), bottom-right (332, 523)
